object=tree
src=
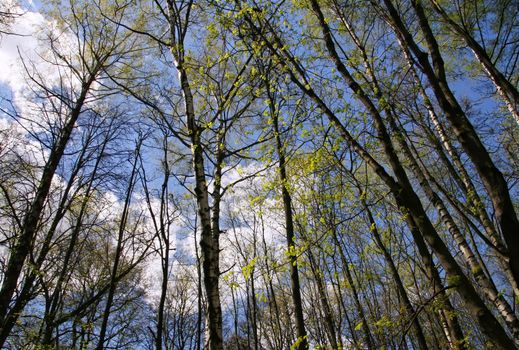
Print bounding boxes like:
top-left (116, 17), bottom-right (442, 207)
top-left (234, 0), bottom-right (516, 347)
top-left (0, 0), bottom-right (517, 348)
top-left (0, 0), bottom-right (146, 345)
top-left (0, 0), bottom-right (22, 38)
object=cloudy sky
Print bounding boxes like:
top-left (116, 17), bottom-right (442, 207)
top-left (1, 3), bottom-right (45, 91)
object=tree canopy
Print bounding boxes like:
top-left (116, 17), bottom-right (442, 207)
top-left (0, 0), bottom-right (517, 349)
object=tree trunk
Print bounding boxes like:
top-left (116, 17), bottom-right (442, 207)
top-left (307, 250), bottom-right (339, 349)
top-left (383, 0), bottom-right (519, 287)
top-left (357, 193), bottom-right (430, 350)
top-left (95, 140), bottom-right (141, 350)
top-left (272, 99), bottom-right (309, 350)
top-left (0, 71), bottom-right (99, 339)
top-left (429, 0), bottom-right (519, 125)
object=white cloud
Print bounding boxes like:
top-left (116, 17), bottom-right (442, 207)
top-left (0, 8), bottom-right (46, 93)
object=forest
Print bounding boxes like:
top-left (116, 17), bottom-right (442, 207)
top-left (0, 0), bottom-right (517, 349)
